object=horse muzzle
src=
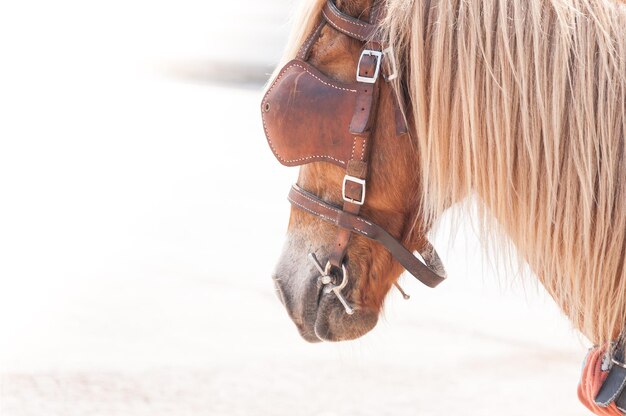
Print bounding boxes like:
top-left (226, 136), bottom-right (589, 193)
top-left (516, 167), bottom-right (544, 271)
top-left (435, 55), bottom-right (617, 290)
top-left (272, 235), bottom-right (378, 342)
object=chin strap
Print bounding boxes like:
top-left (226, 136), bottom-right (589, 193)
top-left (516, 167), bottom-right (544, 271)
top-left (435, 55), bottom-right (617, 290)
top-left (288, 184), bottom-right (446, 288)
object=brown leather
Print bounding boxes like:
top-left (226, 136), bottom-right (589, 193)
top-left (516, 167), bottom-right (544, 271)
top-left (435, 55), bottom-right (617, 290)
top-left (261, 0), bottom-right (447, 289)
top-left (350, 57), bottom-right (380, 134)
top-left (392, 88), bottom-right (409, 136)
top-left (321, 0), bottom-right (377, 42)
top-left (327, 3), bottom-right (384, 270)
top-left (328, 219), bottom-right (355, 268)
top-left (297, 19), bottom-right (326, 61)
top-left (261, 60), bottom-right (359, 168)
top-left (289, 185), bottom-right (446, 288)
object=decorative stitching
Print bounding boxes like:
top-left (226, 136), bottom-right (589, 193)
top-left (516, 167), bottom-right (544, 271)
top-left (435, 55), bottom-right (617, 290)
top-left (351, 226), bottom-right (368, 235)
top-left (355, 137), bottom-right (364, 160)
top-left (326, 4), bottom-right (369, 28)
top-left (290, 197), bottom-right (369, 235)
top-left (276, 63), bottom-right (356, 93)
top-left (360, 138), bottom-right (367, 161)
top-left (356, 217), bottom-right (372, 226)
top-left (350, 136), bottom-right (367, 161)
top-left (295, 189), bottom-right (341, 215)
top-left (296, 187), bottom-right (373, 227)
top-left (289, 198), bottom-right (336, 224)
top-left (291, 189), bottom-right (372, 234)
top-left (322, 10), bottom-right (367, 41)
top-left (298, 21), bottom-right (324, 59)
top-left (262, 62), bottom-right (357, 166)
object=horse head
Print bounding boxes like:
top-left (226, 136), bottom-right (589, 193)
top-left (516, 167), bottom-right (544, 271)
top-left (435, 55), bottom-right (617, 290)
top-left (264, 0), bottom-right (439, 342)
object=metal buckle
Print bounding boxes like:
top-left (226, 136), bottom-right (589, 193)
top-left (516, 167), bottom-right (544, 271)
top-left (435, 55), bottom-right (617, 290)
top-left (383, 47), bottom-right (398, 81)
top-left (342, 175), bottom-right (366, 205)
top-left (356, 49), bottom-right (383, 84)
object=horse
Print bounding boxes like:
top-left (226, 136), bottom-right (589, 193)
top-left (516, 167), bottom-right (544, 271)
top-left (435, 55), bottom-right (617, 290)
top-left (263, 0), bottom-right (625, 412)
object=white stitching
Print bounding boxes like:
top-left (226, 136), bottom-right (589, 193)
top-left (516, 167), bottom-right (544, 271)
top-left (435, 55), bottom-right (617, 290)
top-left (322, 10), bottom-right (367, 41)
top-left (292, 186), bottom-right (373, 227)
top-left (262, 62), bottom-right (357, 166)
top-left (360, 138), bottom-right (366, 161)
top-left (295, 190), bottom-right (341, 215)
top-left (291, 196), bottom-right (369, 236)
top-left (274, 62), bottom-right (356, 93)
top-left (298, 21), bottom-right (323, 59)
top-left (289, 199), bottom-right (336, 224)
top-left (263, 113), bottom-right (344, 164)
top-left (356, 137), bottom-right (364, 160)
top-left (290, 189), bottom-right (372, 234)
top-left (356, 217), bottom-right (372, 226)
top-left (326, 4), bottom-right (369, 28)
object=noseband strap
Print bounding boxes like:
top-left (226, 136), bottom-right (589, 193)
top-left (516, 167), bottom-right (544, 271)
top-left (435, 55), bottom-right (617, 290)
top-left (289, 185), bottom-right (446, 288)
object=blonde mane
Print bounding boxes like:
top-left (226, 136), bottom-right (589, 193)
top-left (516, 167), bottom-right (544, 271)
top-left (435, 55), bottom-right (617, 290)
top-left (282, 0), bottom-right (626, 346)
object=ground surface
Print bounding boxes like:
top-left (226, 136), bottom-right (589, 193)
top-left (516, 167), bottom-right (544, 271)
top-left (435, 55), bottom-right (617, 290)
top-left (0, 1), bottom-right (592, 415)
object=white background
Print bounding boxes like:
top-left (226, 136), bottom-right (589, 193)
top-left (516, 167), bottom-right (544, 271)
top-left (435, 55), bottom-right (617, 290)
top-left (0, 1), bottom-right (590, 415)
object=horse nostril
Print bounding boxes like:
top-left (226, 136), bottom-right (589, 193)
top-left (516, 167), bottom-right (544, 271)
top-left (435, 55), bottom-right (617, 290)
top-left (263, 103), bottom-right (271, 112)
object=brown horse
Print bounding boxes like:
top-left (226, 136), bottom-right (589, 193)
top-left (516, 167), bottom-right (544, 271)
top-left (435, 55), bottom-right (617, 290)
top-left (265, 0), bottom-right (626, 361)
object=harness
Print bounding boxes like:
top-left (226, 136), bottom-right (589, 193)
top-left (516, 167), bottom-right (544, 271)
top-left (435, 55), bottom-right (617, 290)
top-left (261, 0), bottom-right (446, 313)
top-left (580, 344), bottom-right (626, 415)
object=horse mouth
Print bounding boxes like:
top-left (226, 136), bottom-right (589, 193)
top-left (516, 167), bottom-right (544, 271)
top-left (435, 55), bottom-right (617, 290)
top-left (272, 272), bottom-right (378, 343)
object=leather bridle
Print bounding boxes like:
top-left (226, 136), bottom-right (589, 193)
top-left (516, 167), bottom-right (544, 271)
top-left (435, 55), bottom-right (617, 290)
top-left (261, 0), bottom-right (446, 313)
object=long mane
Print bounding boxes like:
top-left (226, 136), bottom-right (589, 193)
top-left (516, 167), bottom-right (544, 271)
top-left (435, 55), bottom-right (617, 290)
top-left (283, 0), bottom-right (626, 346)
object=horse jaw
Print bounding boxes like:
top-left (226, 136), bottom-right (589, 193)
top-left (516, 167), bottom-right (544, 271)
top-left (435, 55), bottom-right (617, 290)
top-left (272, 230), bottom-right (378, 343)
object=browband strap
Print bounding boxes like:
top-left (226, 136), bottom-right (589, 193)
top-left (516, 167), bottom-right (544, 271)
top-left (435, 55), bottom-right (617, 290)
top-left (321, 0), bottom-right (378, 42)
top-left (288, 185), bottom-right (446, 288)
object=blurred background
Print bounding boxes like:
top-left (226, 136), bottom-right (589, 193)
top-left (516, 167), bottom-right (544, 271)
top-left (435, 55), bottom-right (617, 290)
top-left (0, 1), bottom-right (591, 415)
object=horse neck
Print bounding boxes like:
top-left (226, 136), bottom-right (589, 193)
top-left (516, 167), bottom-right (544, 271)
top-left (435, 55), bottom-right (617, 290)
top-left (398, 0), bottom-right (626, 344)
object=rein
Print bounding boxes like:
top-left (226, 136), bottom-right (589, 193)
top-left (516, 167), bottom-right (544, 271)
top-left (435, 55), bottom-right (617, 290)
top-left (261, 0), bottom-right (446, 313)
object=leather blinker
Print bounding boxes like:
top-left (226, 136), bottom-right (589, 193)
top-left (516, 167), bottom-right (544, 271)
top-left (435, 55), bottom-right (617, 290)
top-left (261, 59), bottom-right (360, 168)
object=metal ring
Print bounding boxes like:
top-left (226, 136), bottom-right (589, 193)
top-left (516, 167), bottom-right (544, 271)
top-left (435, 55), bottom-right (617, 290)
top-left (324, 261), bottom-right (332, 276)
top-left (324, 261), bottom-right (349, 291)
top-left (612, 358), bottom-right (626, 369)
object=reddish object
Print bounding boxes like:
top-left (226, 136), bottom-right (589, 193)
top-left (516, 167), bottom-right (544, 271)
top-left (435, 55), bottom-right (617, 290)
top-left (578, 346), bottom-right (623, 415)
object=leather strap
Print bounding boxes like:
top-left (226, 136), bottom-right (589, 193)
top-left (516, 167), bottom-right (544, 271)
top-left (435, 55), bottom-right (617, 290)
top-left (321, 0), bottom-right (377, 42)
top-left (595, 346), bottom-right (626, 413)
top-left (392, 87), bottom-right (409, 136)
top-left (289, 185), bottom-right (447, 288)
top-left (297, 19), bottom-right (326, 61)
top-left (328, 160), bottom-right (368, 269)
top-left (320, 0), bottom-right (408, 136)
top-left (325, 0), bottom-right (385, 270)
